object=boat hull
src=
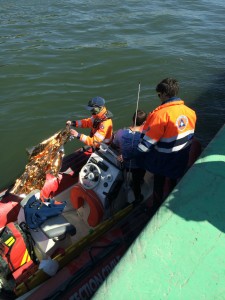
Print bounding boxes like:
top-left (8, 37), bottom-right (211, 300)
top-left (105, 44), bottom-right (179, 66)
top-left (0, 138), bottom-right (201, 300)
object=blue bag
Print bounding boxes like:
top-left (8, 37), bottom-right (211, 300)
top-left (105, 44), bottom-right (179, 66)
top-left (24, 195), bottom-right (66, 229)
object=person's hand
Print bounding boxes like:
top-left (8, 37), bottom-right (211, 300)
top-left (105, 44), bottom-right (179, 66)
top-left (66, 120), bottom-right (72, 126)
top-left (70, 129), bottom-right (79, 138)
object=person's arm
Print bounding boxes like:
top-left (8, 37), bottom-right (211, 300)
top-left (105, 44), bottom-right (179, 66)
top-left (66, 117), bottom-right (93, 128)
top-left (70, 121), bottom-right (111, 147)
top-left (137, 113), bottom-right (164, 152)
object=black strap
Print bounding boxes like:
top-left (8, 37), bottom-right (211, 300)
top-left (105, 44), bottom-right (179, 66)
top-left (19, 222), bottom-right (38, 264)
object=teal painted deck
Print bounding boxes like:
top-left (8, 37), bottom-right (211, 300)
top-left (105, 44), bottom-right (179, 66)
top-left (93, 124), bottom-right (225, 300)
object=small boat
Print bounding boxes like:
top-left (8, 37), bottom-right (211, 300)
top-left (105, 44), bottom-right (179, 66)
top-left (0, 127), bottom-right (201, 300)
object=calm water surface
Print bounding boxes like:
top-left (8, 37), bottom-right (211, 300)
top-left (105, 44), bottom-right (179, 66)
top-left (1, 0), bottom-right (225, 189)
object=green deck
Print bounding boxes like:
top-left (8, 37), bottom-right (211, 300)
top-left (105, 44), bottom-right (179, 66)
top-left (93, 124), bottom-right (225, 300)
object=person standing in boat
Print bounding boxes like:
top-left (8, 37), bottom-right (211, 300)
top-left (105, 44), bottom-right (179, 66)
top-left (66, 96), bottom-right (113, 148)
top-left (112, 110), bottom-right (147, 204)
top-left (137, 78), bottom-right (197, 210)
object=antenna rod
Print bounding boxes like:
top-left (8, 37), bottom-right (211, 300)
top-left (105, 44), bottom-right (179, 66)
top-left (134, 82), bottom-right (141, 127)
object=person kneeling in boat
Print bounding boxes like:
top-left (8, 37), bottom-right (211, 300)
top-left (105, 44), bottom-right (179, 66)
top-left (112, 110), bottom-right (147, 204)
top-left (66, 96), bottom-right (113, 149)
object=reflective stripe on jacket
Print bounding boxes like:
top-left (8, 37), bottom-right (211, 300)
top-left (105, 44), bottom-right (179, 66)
top-left (138, 98), bottom-right (196, 154)
top-left (75, 107), bottom-right (113, 147)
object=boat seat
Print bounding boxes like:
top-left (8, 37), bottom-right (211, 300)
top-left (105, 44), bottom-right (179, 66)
top-left (40, 215), bottom-right (76, 240)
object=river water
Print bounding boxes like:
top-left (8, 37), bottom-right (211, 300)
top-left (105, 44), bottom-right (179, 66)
top-left (1, 0), bottom-right (225, 189)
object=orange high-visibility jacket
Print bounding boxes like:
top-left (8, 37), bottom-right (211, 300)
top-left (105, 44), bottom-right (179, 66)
top-left (75, 107), bottom-right (113, 147)
top-left (138, 98), bottom-right (196, 153)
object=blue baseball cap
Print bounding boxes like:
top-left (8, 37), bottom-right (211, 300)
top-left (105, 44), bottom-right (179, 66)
top-left (86, 96), bottom-right (105, 110)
